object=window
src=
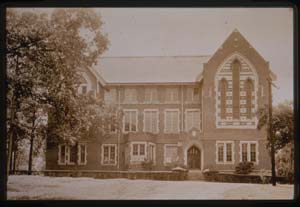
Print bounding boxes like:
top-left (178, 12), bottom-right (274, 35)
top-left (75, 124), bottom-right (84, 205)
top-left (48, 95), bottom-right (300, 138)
top-left (144, 110), bottom-right (159, 133)
top-left (244, 79), bottom-right (254, 119)
top-left (123, 110), bottom-right (138, 132)
top-left (124, 88), bottom-right (137, 103)
top-left (58, 144), bottom-right (87, 165)
top-left (219, 78), bottom-right (228, 119)
top-left (148, 143), bottom-right (156, 163)
top-left (240, 141), bottom-right (258, 163)
top-left (165, 109), bottom-right (179, 133)
top-left (185, 109), bottom-right (201, 131)
top-left (78, 84), bottom-right (88, 95)
top-left (104, 88), bottom-right (117, 103)
top-left (145, 88), bottom-right (158, 103)
top-left (232, 59), bottom-right (241, 119)
top-left (164, 144), bottom-right (178, 165)
top-left (186, 87), bottom-right (200, 102)
top-left (102, 144), bottom-right (117, 165)
top-left (130, 142), bottom-right (147, 162)
top-left (165, 88), bottom-right (179, 102)
top-left (78, 144), bottom-right (87, 165)
top-left (216, 141), bottom-right (234, 164)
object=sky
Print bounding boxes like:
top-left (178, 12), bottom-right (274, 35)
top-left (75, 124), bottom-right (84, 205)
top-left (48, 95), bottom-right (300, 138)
top-left (95, 8), bottom-right (293, 105)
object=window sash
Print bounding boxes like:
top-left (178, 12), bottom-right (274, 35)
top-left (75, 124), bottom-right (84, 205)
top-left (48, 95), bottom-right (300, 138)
top-left (124, 89), bottom-right (137, 103)
top-left (185, 110), bottom-right (200, 131)
top-left (165, 111), bottom-right (179, 133)
top-left (103, 145), bottom-right (116, 165)
top-left (144, 111), bottom-right (158, 133)
top-left (166, 88), bottom-right (179, 102)
top-left (145, 88), bottom-right (158, 103)
top-left (124, 111), bottom-right (137, 132)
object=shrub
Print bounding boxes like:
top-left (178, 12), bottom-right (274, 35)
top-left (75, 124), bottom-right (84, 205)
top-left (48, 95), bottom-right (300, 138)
top-left (141, 159), bottom-right (154, 171)
top-left (235, 162), bottom-right (254, 174)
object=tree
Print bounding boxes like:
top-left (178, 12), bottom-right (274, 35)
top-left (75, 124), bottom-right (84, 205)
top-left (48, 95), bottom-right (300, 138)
top-left (6, 8), bottom-right (109, 175)
top-left (258, 100), bottom-right (294, 151)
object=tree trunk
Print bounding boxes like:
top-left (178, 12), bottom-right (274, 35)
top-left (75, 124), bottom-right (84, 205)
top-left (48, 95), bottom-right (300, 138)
top-left (28, 132), bottom-right (34, 175)
top-left (13, 144), bottom-right (18, 174)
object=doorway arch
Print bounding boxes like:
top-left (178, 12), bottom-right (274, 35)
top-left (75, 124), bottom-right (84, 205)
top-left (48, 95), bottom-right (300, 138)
top-left (187, 146), bottom-right (201, 169)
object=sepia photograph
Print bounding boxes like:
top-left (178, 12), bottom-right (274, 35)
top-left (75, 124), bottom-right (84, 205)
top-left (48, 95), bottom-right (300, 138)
top-left (4, 7), bottom-right (295, 200)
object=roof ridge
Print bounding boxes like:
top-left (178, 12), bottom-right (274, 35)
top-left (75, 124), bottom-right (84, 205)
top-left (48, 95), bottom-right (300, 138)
top-left (99, 55), bottom-right (211, 58)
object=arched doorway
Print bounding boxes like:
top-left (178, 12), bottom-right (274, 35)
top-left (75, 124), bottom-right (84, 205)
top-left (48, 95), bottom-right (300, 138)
top-left (187, 146), bottom-right (201, 169)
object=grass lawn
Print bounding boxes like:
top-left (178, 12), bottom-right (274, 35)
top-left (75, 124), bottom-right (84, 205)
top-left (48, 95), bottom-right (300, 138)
top-left (7, 175), bottom-right (294, 200)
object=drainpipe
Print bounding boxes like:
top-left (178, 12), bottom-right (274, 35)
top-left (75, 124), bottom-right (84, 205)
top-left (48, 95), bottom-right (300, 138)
top-left (117, 86), bottom-right (121, 171)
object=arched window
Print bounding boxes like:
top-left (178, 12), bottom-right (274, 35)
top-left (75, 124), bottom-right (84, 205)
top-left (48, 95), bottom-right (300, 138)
top-left (244, 78), bottom-right (254, 119)
top-left (232, 59), bottom-right (241, 119)
top-left (219, 78), bottom-right (228, 119)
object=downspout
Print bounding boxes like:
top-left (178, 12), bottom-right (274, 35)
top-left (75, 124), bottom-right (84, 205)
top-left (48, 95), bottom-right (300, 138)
top-left (117, 85), bottom-right (121, 171)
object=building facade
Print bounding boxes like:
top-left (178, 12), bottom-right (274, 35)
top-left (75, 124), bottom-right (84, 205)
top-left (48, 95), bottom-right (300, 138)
top-left (46, 29), bottom-right (276, 173)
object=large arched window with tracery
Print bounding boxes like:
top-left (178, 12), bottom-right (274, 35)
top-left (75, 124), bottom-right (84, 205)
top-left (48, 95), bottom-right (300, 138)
top-left (232, 59), bottom-right (241, 119)
top-left (215, 53), bottom-right (258, 128)
top-left (219, 78), bottom-right (228, 119)
top-left (244, 78), bottom-right (254, 119)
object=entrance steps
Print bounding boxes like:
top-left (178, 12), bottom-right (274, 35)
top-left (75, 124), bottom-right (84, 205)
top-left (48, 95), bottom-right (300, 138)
top-left (187, 170), bottom-right (204, 180)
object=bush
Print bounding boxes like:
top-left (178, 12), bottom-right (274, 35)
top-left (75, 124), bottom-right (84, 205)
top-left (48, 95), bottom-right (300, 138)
top-left (141, 159), bottom-right (154, 171)
top-left (235, 162), bottom-right (254, 174)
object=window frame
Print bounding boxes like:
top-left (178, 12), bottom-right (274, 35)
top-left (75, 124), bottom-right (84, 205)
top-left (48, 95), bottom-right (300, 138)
top-left (101, 144), bottom-right (117, 166)
top-left (185, 109), bottom-right (201, 132)
top-left (164, 109), bottom-right (180, 133)
top-left (164, 144), bottom-right (179, 165)
top-left (78, 143), bottom-right (87, 165)
top-left (239, 141), bottom-right (259, 164)
top-left (144, 88), bottom-right (159, 103)
top-left (130, 142), bottom-right (147, 162)
top-left (216, 141), bottom-right (235, 164)
top-left (123, 109), bottom-right (138, 133)
top-left (143, 109), bottom-right (159, 133)
top-left (165, 88), bottom-right (179, 103)
top-left (124, 88), bottom-right (137, 103)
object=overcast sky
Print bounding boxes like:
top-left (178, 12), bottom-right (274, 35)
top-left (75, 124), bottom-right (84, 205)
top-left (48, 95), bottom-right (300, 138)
top-left (96, 8), bottom-right (293, 105)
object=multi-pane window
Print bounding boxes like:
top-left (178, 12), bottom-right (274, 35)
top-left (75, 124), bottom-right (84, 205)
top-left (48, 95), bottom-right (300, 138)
top-left (104, 88), bottom-right (117, 104)
top-left (144, 110), bottom-right (159, 133)
top-left (78, 144), bottom-right (87, 165)
top-left (240, 141), bottom-right (258, 163)
top-left (148, 143), bottom-right (156, 163)
top-left (58, 144), bottom-right (87, 165)
top-left (165, 88), bottom-right (179, 102)
top-left (144, 88), bottom-right (158, 103)
top-left (124, 88), bottom-right (137, 103)
top-left (219, 78), bottom-right (228, 119)
top-left (232, 60), bottom-right (241, 119)
top-left (185, 109), bottom-right (201, 131)
top-left (164, 144), bottom-right (178, 164)
top-left (123, 110), bottom-right (138, 132)
top-left (165, 110), bottom-right (179, 133)
top-left (186, 87), bottom-right (200, 102)
top-left (216, 141), bottom-right (234, 164)
top-left (131, 142), bottom-right (147, 161)
top-left (102, 144), bottom-right (116, 165)
top-left (244, 79), bottom-right (254, 119)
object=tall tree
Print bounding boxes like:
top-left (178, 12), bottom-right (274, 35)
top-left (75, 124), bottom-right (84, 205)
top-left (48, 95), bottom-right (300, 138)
top-left (6, 8), bottom-right (109, 175)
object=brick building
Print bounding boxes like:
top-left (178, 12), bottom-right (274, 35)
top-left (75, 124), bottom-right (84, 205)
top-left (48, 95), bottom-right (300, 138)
top-left (45, 29), bottom-right (276, 173)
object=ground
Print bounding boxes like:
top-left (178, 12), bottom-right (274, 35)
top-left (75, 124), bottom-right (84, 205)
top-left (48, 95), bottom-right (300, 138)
top-left (7, 175), bottom-right (293, 200)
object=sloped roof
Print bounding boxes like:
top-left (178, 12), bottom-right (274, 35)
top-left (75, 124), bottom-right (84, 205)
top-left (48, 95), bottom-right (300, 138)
top-left (92, 56), bottom-right (211, 84)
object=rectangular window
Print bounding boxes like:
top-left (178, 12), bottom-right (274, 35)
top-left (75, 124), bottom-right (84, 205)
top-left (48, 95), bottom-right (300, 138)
top-left (250, 143), bottom-right (256, 162)
top-left (144, 110), bottom-right (159, 133)
top-left (68, 145), bottom-right (77, 165)
top-left (216, 141), bottom-right (234, 164)
top-left (186, 87), bottom-right (200, 102)
top-left (124, 88), bottom-right (137, 103)
top-left (148, 143), bottom-right (156, 163)
top-left (217, 143), bottom-right (224, 162)
top-left (240, 141), bottom-right (258, 163)
top-left (145, 88), bottom-right (158, 103)
top-left (242, 143), bottom-right (248, 162)
top-left (123, 110), bottom-right (138, 132)
top-left (165, 110), bottom-right (179, 133)
top-left (102, 144), bottom-right (117, 165)
top-left (130, 142), bottom-right (147, 162)
top-left (185, 109), bottom-right (201, 131)
top-left (164, 144), bottom-right (178, 164)
top-left (78, 144), bottom-right (87, 165)
top-left (165, 88), bottom-right (179, 102)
